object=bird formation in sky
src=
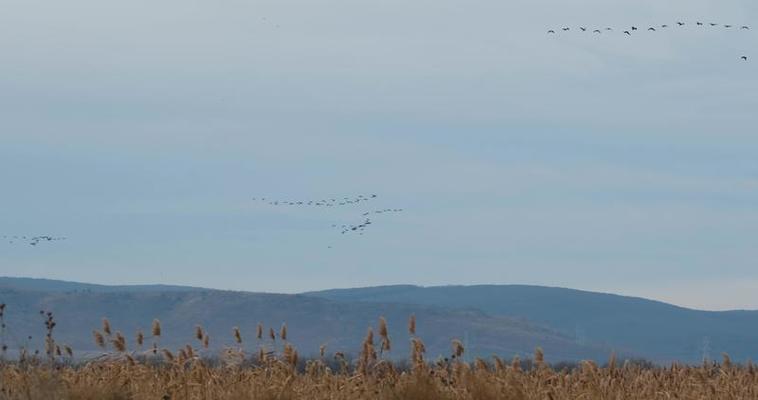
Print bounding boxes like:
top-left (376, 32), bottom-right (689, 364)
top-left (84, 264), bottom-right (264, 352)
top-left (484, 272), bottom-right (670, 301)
top-left (334, 209), bottom-right (405, 236)
top-left (2, 235), bottom-right (67, 246)
top-left (362, 208), bottom-right (404, 217)
top-left (548, 21), bottom-right (749, 35)
top-left (253, 195), bottom-right (404, 242)
top-left (333, 219), bottom-right (373, 235)
top-left (548, 21), bottom-right (751, 60)
top-left (252, 194), bottom-right (377, 207)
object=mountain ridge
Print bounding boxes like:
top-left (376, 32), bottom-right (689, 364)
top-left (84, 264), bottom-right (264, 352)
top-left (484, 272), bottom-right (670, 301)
top-left (2, 277), bottom-right (757, 362)
top-left (0, 277), bottom-right (611, 362)
top-left (305, 284), bottom-right (758, 362)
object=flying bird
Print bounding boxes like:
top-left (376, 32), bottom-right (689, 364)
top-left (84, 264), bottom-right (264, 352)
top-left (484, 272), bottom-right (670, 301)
top-left (631, 26), bottom-right (638, 31)
top-left (741, 26), bottom-right (750, 30)
top-left (710, 23), bottom-right (718, 26)
top-left (593, 29), bottom-right (601, 33)
top-left (648, 27), bottom-right (656, 31)
top-left (548, 30), bottom-right (555, 34)
top-left (661, 24), bottom-right (668, 28)
top-left (624, 30), bottom-right (631, 35)
top-left (580, 27), bottom-right (587, 31)
top-left (725, 25), bottom-right (733, 28)
top-left (562, 27), bottom-right (570, 31)
top-left (741, 56), bottom-right (748, 61)
top-left (697, 22), bottom-right (703, 26)
top-left (677, 21), bottom-right (685, 26)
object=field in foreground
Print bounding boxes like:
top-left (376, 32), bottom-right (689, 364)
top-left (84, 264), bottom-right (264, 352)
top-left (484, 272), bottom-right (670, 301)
top-left (2, 355), bottom-right (757, 400)
top-left (1, 309), bottom-right (756, 399)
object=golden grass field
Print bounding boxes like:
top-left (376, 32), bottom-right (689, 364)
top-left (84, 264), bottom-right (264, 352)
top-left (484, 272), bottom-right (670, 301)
top-left (1, 313), bottom-right (757, 399)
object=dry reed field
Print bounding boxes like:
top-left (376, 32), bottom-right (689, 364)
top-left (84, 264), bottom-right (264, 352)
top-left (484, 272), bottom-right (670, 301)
top-left (1, 310), bottom-right (757, 400)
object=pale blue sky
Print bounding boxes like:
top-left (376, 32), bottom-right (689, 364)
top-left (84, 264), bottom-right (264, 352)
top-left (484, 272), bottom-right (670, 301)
top-left (1, 0), bottom-right (757, 310)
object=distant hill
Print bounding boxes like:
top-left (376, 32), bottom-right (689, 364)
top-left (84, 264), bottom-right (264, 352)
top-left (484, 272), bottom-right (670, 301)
top-left (305, 285), bottom-right (758, 363)
top-left (0, 277), bottom-right (201, 293)
top-left (0, 278), bottom-right (609, 362)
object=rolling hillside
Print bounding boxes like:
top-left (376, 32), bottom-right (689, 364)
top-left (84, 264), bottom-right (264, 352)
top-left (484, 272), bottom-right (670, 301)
top-left (305, 285), bottom-right (758, 363)
top-left (0, 278), bottom-right (609, 362)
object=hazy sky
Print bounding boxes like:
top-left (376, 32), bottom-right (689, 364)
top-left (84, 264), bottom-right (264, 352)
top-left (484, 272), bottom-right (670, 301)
top-left (1, 0), bottom-right (757, 310)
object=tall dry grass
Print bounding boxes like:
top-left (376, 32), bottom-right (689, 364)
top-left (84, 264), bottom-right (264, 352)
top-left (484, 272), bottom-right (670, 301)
top-left (0, 311), bottom-right (756, 399)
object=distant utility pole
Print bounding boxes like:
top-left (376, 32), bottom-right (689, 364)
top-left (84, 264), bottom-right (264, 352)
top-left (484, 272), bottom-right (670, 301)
top-left (701, 336), bottom-right (711, 363)
top-left (574, 325), bottom-right (586, 345)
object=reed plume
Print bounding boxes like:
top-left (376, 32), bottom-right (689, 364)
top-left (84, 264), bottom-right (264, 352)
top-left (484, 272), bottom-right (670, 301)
top-left (378, 317), bottom-right (388, 340)
top-left (162, 349), bottom-right (174, 362)
top-left (280, 323), bottom-right (287, 341)
top-left (258, 347), bottom-right (266, 363)
top-left (195, 326), bottom-right (204, 341)
top-left (256, 323), bottom-right (263, 340)
top-left (93, 330), bottom-right (106, 349)
top-left (493, 355), bottom-right (506, 372)
top-left (233, 327), bottom-right (242, 344)
top-left (102, 318), bottom-right (112, 336)
top-left (722, 353), bottom-right (733, 369)
top-left (451, 339), bottom-right (464, 359)
top-left (534, 347), bottom-right (544, 366)
top-left (136, 330), bottom-right (144, 347)
top-left (126, 354), bottom-right (136, 366)
top-left (151, 319), bottom-right (161, 337)
top-left (408, 314), bottom-right (416, 336)
top-left (378, 317), bottom-right (391, 354)
top-left (112, 332), bottom-right (127, 352)
top-left (511, 355), bottom-right (521, 371)
top-left (283, 344), bottom-right (298, 369)
top-left (410, 337), bottom-right (425, 368)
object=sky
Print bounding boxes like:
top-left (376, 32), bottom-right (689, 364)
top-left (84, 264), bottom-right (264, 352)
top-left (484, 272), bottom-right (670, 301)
top-left (1, 0), bottom-right (757, 311)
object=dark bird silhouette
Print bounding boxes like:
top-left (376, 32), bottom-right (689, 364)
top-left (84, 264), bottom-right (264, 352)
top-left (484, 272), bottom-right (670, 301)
top-left (677, 21), bottom-right (685, 26)
top-left (605, 27), bottom-right (613, 31)
top-left (741, 26), bottom-right (750, 30)
top-left (593, 29), bottom-right (601, 33)
top-left (710, 23), bottom-right (718, 26)
top-left (661, 24), bottom-right (668, 28)
top-left (631, 26), bottom-right (638, 31)
top-left (580, 27), bottom-right (587, 31)
top-left (648, 27), bottom-right (656, 31)
top-left (3, 235), bottom-right (67, 246)
top-left (741, 56), bottom-right (748, 61)
top-left (697, 22), bottom-right (703, 26)
top-left (548, 30), bottom-right (555, 34)
top-left (725, 25), bottom-right (733, 28)
top-left (562, 27), bottom-right (570, 31)
top-left (624, 30), bottom-right (631, 35)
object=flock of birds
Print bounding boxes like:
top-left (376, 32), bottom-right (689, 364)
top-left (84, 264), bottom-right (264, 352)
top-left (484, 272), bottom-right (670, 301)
top-left (253, 195), bottom-right (404, 245)
top-left (5, 24), bottom-right (750, 254)
top-left (2, 235), bottom-right (67, 247)
top-left (3, 194), bottom-right (397, 251)
top-left (548, 20), bottom-right (752, 61)
top-left (252, 194), bottom-right (377, 207)
top-left (332, 208), bottom-right (405, 236)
